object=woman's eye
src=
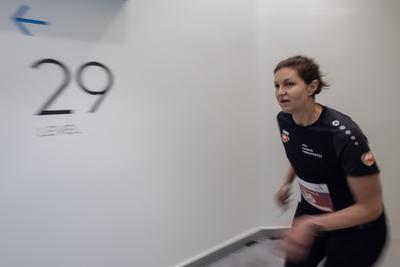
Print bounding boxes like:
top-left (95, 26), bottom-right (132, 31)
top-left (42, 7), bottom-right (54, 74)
top-left (284, 81), bottom-right (295, 87)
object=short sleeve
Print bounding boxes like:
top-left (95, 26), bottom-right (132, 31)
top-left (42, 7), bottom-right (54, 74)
top-left (335, 125), bottom-right (380, 177)
top-left (276, 112), bottom-right (285, 135)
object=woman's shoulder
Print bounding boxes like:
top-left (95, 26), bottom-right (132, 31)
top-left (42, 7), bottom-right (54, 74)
top-left (276, 111), bottom-right (293, 127)
top-left (322, 106), bottom-right (367, 147)
top-left (277, 111), bottom-right (291, 120)
top-left (323, 106), bottom-right (362, 133)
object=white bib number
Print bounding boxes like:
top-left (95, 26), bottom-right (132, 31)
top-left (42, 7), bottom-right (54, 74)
top-left (297, 178), bottom-right (334, 212)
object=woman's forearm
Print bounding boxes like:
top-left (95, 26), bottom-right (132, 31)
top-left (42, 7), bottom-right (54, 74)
top-left (282, 163), bottom-right (296, 186)
top-left (314, 201), bottom-right (383, 231)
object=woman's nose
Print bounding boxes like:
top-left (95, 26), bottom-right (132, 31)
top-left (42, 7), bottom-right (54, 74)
top-left (276, 86), bottom-right (286, 96)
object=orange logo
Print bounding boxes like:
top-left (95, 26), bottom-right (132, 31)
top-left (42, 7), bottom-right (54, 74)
top-left (361, 151), bottom-right (375, 166)
top-left (281, 134), bottom-right (289, 143)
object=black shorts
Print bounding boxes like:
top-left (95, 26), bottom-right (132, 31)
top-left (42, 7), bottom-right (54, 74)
top-left (285, 202), bottom-right (388, 267)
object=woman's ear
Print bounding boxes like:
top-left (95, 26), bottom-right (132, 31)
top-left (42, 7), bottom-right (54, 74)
top-left (308, 80), bottom-right (320, 95)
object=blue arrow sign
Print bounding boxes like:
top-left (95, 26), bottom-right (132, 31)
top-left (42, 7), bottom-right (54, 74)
top-left (11, 5), bottom-right (49, 36)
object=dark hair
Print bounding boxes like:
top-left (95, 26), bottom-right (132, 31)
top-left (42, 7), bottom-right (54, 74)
top-left (274, 55), bottom-right (329, 97)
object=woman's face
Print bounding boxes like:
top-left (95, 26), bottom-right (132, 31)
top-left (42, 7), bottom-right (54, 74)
top-left (274, 67), bottom-right (313, 113)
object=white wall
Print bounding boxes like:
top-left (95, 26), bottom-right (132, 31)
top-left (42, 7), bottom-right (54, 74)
top-left (0, 0), bottom-right (399, 266)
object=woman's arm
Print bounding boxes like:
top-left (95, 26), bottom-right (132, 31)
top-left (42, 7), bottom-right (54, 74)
top-left (314, 173), bottom-right (383, 230)
top-left (276, 163), bottom-right (296, 207)
top-left (282, 163), bottom-right (296, 187)
top-left (283, 173), bottom-right (384, 262)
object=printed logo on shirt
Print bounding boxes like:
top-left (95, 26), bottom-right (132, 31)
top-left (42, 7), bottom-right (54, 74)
top-left (301, 144), bottom-right (322, 158)
top-left (297, 178), bottom-right (334, 212)
top-left (281, 134), bottom-right (289, 143)
top-left (281, 129), bottom-right (290, 143)
top-left (332, 120), bottom-right (340, 126)
top-left (361, 151), bottom-right (375, 166)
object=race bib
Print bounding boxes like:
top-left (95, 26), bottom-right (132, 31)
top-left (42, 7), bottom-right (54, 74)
top-left (297, 178), bottom-right (334, 212)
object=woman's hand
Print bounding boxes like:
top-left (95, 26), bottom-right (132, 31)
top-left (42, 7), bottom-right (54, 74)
top-left (282, 216), bottom-right (320, 263)
top-left (275, 184), bottom-right (292, 208)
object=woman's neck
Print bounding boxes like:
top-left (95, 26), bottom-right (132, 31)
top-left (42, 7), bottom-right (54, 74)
top-left (292, 102), bottom-right (322, 126)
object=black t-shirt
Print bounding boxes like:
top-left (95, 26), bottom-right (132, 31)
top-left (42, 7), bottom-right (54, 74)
top-left (277, 105), bottom-right (379, 214)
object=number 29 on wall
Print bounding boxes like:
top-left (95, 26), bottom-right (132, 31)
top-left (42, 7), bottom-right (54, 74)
top-left (31, 58), bottom-right (114, 115)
